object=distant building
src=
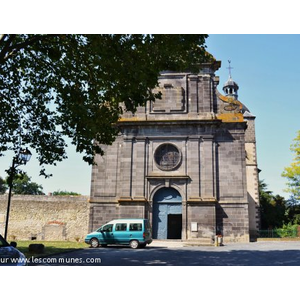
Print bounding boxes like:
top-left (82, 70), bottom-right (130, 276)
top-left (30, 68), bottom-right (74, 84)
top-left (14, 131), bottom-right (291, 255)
top-left (89, 60), bottom-right (260, 243)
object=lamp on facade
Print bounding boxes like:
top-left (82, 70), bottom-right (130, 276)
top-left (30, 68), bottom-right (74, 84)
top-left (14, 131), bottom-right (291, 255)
top-left (4, 148), bottom-right (32, 240)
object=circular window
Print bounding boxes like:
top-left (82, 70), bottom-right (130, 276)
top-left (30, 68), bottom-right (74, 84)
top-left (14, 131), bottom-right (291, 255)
top-left (154, 144), bottom-right (181, 171)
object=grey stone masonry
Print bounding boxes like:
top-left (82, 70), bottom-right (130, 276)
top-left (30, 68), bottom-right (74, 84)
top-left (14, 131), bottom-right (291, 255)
top-left (244, 114), bottom-right (260, 239)
top-left (90, 60), bottom-right (258, 243)
top-left (0, 195), bottom-right (89, 241)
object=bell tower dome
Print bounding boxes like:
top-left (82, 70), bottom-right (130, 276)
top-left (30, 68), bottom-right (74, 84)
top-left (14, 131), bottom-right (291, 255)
top-left (223, 60), bottom-right (239, 99)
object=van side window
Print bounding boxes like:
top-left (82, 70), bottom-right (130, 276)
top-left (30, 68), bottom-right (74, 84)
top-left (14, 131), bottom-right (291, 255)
top-left (129, 223), bottom-right (142, 231)
top-left (115, 223), bottom-right (127, 231)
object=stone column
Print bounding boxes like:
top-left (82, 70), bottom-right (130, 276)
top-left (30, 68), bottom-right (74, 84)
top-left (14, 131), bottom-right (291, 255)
top-left (200, 136), bottom-right (215, 199)
top-left (131, 138), bottom-right (147, 205)
top-left (187, 136), bottom-right (201, 198)
top-left (119, 137), bottom-right (134, 199)
top-left (188, 75), bottom-right (199, 114)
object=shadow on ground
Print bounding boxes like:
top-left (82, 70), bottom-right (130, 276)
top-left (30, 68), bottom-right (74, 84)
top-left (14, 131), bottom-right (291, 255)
top-left (117, 248), bottom-right (300, 266)
top-left (37, 245), bottom-right (300, 266)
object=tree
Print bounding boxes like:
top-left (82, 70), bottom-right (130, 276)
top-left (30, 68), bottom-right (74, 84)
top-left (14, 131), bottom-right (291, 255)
top-left (6, 173), bottom-right (44, 195)
top-left (259, 180), bottom-right (288, 229)
top-left (282, 130), bottom-right (300, 201)
top-left (0, 34), bottom-right (212, 177)
top-left (284, 195), bottom-right (300, 224)
top-left (0, 176), bottom-right (7, 194)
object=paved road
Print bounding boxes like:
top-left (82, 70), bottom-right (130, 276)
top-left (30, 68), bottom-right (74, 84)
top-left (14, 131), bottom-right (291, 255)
top-left (33, 241), bottom-right (300, 266)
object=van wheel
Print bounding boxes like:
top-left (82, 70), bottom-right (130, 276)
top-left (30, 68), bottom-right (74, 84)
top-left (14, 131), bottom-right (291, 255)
top-left (90, 238), bottom-right (99, 248)
top-left (130, 240), bottom-right (139, 249)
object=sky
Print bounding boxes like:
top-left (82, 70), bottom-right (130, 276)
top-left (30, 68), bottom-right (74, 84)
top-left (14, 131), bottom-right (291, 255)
top-left (206, 35), bottom-right (300, 198)
top-left (0, 35), bottom-right (299, 198)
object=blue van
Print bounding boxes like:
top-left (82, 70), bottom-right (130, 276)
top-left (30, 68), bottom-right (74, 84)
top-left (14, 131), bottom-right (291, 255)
top-left (85, 219), bottom-right (152, 249)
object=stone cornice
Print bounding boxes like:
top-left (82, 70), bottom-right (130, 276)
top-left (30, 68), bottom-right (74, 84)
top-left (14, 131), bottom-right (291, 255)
top-left (117, 119), bottom-right (222, 127)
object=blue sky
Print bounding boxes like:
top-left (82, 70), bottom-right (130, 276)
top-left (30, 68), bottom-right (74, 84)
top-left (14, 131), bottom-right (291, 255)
top-left (0, 35), bottom-right (299, 198)
top-left (206, 34), bottom-right (300, 198)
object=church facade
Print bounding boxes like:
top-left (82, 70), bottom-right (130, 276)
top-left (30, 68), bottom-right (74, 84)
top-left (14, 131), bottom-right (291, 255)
top-left (89, 60), bottom-right (260, 243)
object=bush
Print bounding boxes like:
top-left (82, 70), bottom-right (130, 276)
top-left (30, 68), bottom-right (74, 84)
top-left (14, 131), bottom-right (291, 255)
top-left (259, 223), bottom-right (298, 238)
top-left (52, 190), bottom-right (81, 196)
top-left (275, 223), bottom-right (298, 238)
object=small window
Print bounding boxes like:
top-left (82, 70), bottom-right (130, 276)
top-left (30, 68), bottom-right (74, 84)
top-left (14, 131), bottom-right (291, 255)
top-left (115, 223), bottom-right (127, 231)
top-left (129, 223), bottom-right (142, 231)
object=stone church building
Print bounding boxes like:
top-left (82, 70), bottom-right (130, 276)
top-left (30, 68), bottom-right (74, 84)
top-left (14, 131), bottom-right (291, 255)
top-left (89, 60), bottom-right (260, 243)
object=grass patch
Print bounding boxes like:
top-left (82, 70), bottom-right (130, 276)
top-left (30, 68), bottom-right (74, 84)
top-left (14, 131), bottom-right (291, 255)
top-left (14, 240), bottom-right (88, 258)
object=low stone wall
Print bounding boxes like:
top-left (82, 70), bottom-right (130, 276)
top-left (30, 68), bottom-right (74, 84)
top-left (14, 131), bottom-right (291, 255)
top-left (0, 195), bottom-right (89, 241)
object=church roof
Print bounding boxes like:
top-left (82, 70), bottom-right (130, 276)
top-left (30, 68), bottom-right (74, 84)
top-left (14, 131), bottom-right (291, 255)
top-left (243, 110), bottom-right (255, 117)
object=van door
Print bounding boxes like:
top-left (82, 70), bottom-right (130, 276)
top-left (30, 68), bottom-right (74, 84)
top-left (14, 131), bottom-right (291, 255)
top-left (99, 224), bottom-right (114, 244)
top-left (113, 223), bottom-right (129, 244)
top-left (129, 222), bottom-right (143, 241)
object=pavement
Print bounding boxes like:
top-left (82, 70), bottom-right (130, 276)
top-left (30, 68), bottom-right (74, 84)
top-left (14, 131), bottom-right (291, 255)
top-left (149, 240), bottom-right (186, 247)
top-left (150, 239), bottom-right (224, 247)
top-left (28, 239), bottom-right (300, 266)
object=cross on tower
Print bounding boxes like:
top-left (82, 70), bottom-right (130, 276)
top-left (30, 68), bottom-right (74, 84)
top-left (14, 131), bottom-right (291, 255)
top-left (227, 60), bottom-right (233, 78)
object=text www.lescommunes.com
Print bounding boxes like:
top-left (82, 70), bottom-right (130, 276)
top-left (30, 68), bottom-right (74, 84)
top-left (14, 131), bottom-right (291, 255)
top-left (0, 256), bottom-right (102, 265)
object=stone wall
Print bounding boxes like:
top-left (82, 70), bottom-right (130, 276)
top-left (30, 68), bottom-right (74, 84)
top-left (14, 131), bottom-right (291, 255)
top-left (216, 203), bottom-right (250, 242)
top-left (88, 202), bottom-right (148, 232)
top-left (0, 195), bottom-right (89, 241)
top-left (187, 203), bottom-right (216, 243)
top-left (245, 115), bottom-right (260, 239)
top-left (89, 64), bottom-right (256, 243)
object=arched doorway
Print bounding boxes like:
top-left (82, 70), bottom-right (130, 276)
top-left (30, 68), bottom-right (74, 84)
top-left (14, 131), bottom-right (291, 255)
top-left (152, 187), bottom-right (182, 239)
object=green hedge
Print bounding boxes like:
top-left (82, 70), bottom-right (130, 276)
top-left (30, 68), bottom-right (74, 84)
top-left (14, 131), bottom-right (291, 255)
top-left (259, 224), bottom-right (298, 238)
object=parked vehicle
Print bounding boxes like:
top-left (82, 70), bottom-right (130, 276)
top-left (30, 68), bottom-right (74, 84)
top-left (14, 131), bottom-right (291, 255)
top-left (0, 234), bottom-right (27, 266)
top-left (85, 219), bottom-right (152, 249)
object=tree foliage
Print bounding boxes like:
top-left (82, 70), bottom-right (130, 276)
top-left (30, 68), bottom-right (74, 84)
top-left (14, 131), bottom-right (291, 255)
top-left (0, 176), bottom-right (7, 194)
top-left (6, 173), bottom-right (44, 195)
top-left (0, 34), bottom-right (211, 176)
top-left (259, 179), bottom-right (300, 229)
top-left (282, 130), bottom-right (300, 201)
top-left (285, 195), bottom-right (300, 225)
top-left (259, 180), bottom-right (288, 229)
